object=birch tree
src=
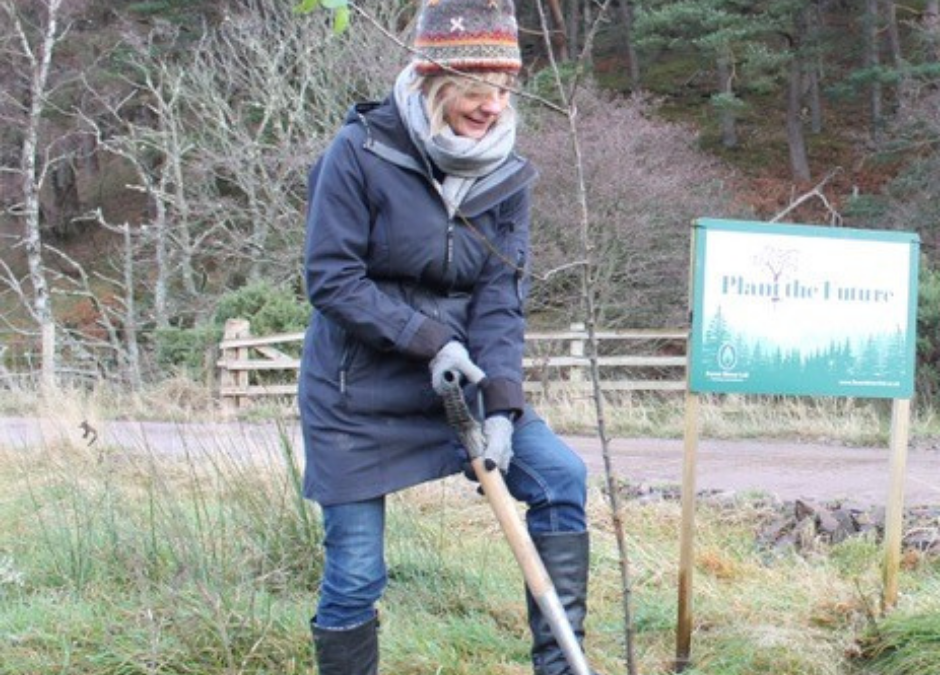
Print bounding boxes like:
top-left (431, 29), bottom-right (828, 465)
top-left (176, 0), bottom-right (400, 285)
top-left (80, 41), bottom-right (185, 330)
top-left (0, 0), bottom-right (69, 390)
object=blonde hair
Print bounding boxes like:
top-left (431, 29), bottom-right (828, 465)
top-left (417, 72), bottom-right (516, 136)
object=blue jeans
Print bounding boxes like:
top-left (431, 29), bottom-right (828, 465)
top-left (314, 416), bottom-right (588, 629)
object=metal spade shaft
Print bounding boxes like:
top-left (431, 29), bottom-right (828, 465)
top-left (439, 371), bottom-right (592, 675)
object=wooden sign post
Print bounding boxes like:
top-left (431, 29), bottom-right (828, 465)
top-left (675, 392), bottom-right (700, 671)
top-left (883, 397), bottom-right (912, 610)
top-left (676, 218), bottom-right (920, 671)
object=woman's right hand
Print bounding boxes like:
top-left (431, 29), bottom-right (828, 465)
top-left (430, 341), bottom-right (486, 393)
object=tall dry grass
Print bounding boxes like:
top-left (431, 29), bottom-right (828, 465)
top-left (1, 409), bottom-right (939, 674)
top-left (3, 377), bottom-right (939, 445)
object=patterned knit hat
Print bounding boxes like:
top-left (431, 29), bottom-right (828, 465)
top-left (412, 0), bottom-right (521, 75)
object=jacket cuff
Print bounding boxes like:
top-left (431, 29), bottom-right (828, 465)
top-left (402, 316), bottom-right (453, 360)
top-left (480, 377), bottom-right (525, 417)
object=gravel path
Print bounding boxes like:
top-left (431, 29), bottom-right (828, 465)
top-left (3, 416), bottom-right (938, 506)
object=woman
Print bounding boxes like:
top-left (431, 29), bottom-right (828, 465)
top-left (300, 2), bottom-right (598, 673)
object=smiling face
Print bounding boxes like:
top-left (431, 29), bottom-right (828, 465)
top-left (442, 82), bottom-right (511, 139)
top-left (421, 72), bottom-right (516, 139)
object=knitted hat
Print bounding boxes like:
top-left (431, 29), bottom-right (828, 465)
top-left (412, 0), bottom-right (521, 76)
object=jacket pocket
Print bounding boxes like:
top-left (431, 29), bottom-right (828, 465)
top-left (339, 337), bottom-right (443, 416)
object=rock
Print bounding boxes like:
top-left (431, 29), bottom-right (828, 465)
top-left (902, 528), bottom-right (940, 552)
top-left (758, 516), bottom-right (793, 546)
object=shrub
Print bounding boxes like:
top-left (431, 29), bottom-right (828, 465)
top-left (916, 263), bottom-right (940, 403)
top-left (154, 324), bottom-right (221, 377)
top-left (213, 280), bottom-right (310, 336)
top-left (518, 81), bottom-right (744, 329)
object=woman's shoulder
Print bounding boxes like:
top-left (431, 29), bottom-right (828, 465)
top-left (324, 98), bottom-right (406, 155)
top-left (344, 97), bottom-right (402, 136)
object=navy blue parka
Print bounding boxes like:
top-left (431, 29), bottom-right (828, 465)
top-left (299, 94), bottom-right (538, 506)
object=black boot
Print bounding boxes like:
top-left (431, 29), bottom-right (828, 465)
top-left (527, 531), bottom-right (597, 675)
top-left (311, 613), bottom-right (379, 675)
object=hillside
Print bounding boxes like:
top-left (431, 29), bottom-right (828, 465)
top-left (1, 0), bottom-right (938, 386)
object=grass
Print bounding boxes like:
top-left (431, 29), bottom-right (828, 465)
top-left (523, 388), bottom-right (940, 448)
top-left (1, 405), bottom-right (939, 674)
top-left (5, 378), bottom-right (939, 447)
top-left (856, 596), bottom-right (940, 675)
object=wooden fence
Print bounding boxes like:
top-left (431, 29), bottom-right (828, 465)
top-left (217, 318), bottom-right (687, 412)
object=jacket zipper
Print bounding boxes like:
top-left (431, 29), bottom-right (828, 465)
top-left (515, 248), bottom-right (526, 303)
top-left (443, 219), bottom-right (454, 283)
top-left (338, 338), bottom-right (358, 396)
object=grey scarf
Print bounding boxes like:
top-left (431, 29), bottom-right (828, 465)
top-left (393, 64), bottom-right (516, 217)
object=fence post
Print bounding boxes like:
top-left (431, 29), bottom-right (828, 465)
top-left (220, 318), bottom-right (251, 414)
top-left (0, 344), bottom-right (10, 386)
top-left (569, 322), bottom-right (585, 382)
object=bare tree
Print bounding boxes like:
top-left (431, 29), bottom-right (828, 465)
top-left (153, 0), bottom-right (405, 290)
top-left (926, 0), bottom-right (940, 62)
top-left (45, 225), bottom-right (144, 388)
top-left (522, 90), bottom-right (734, 328)
top-left (0, 0), bottom-right (69, 390)
top-left (80, 45), bottom-right (185, 330)
top-left (72, 0), bottom-right (407, 341)
top-left (619, 0), bottom-right (642, 88)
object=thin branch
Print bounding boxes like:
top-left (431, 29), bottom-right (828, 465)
top-left (0, 258), bottom-right (38, 323)
top-left (770, 168), bottom-right (844, 226)
top-left (541, 260), bottom-right (590, 280)
top-left (534, 1), bottom-right (638, 673)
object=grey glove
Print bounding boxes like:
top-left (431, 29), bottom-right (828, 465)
top-left (481, 414), bottom-right (514, 473)
top-left (430, 340), bottom-right (486, 393)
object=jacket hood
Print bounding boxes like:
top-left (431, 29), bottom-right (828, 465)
top-left (343, 97), bottom-right (538, 218)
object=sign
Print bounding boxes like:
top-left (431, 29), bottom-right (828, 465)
top-left (689, 218), bottom-right (919, 398)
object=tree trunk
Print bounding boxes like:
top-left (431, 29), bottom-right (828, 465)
top-left (545, 0), bottom-right (569, 61)
top-left (13, 0), bottom-right (65, 391)
top-left (619, 0), bottom-right (641, 88)
top-left (120, 223), bottom-right (142, 389)
top-left (151, 177), bottom-right (171, 329)
top-left (23, 140), bottom-right (55, 389)
top-left (566, 0), bottom-right (578, 59)
top-left (882, 0), bottom-right (905, 108)
top-left (882, 0), bottom-right (902, 66)
top-left (786, 57), bottom-right (811, 181)
top-left (581, 0), bottom-right (593, 68)
top-left (806, 2), bottom-right (824, 134)
top-left (158, 74), bottom-right (199, 300)
top-left (806, 68), bottom-right (823, 134)
top-left (926, 1), bottom-right (940, 62)
top-left (716, 51), bottom-right (738, 149)
top-left (866, 0), bottom-right (884, 142)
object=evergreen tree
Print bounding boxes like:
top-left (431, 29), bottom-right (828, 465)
top-left (701, 305), bottom-right (732, 369)
top-left (635, 0), bottom-right (826, 179)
